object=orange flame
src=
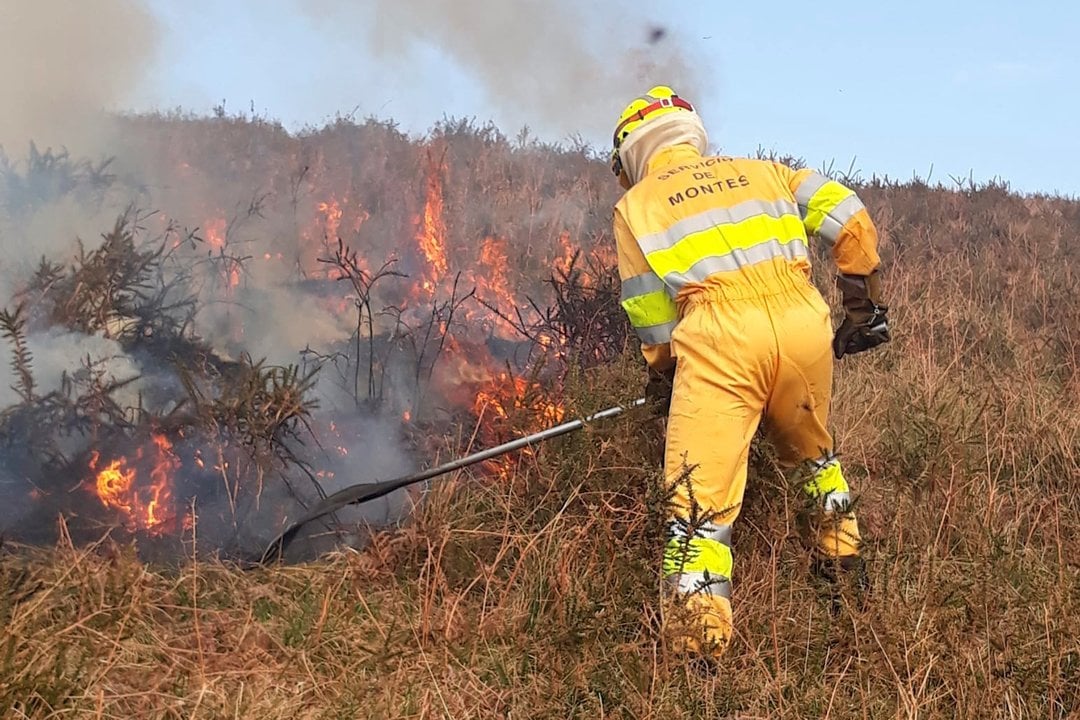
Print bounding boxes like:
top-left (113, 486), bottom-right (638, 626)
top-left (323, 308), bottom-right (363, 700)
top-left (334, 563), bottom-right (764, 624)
top-left (472, 375), bottom-right (565, 429)
top-left (416, 167), bottom-right (448, 293)
top-left (353, 207), bottom-right (371, 233)
top-left (470, 373), bottom-right (566, 481)
top-left (89, 433), bottom-right (180, 535)
top-left (474, 236), bottom-right (518, 335)
top-left (202, 216), bottom-right (240, 289)
top-left (204, 217), bottom-right (226, 251)
top-left (317, 197), bottom-right (343, 242)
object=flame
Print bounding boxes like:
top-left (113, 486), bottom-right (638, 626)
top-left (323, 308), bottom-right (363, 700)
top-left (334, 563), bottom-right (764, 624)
top-left (554, 231), bottom-right (614, 288)
top-left (474, 236), bottom-right (517, 335)
top-left (472, 374), bottom-right (565, 429)
top-left (290, 195), bottom-right (370, 279)
top-left (201, 216), bottom-right (241, 289)
top-left (100, 154), bottom-right (611, 544)
top-left (318, 197), bottom-right (343, 241)
top-left (416, 165), bottom-right (448, 293)
top-left (146, 434), bottom-right (178, 529)
top-left (556, 230), bottom-right (576, 275)
top-left (473, 388), bottom-right (509, 421)
top-left (204, 217), bottom-right (226, 251)
top-left (89, 433), bottom-right (180, 535)
top-left (92, 455), bottom-right (136, 515)
top-left (353, 207), bottom-right (371, 233)
top-left (470, 373), bottom-right (565, 481)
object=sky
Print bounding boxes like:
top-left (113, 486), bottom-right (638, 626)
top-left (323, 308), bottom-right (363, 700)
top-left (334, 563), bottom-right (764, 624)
top-left (54, 1), bottom-right (1080, 196)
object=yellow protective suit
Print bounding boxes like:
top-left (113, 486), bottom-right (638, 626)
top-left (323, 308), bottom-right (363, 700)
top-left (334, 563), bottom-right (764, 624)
top-left (614, 142), bottom-right (880, 654)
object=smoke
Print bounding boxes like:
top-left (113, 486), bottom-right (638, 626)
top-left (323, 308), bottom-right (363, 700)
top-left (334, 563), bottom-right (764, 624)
top-left (299, 0), bottom-right (704, 141)
top-left (2, 0), bottom-right (636, 558)
top-left (0, 328), bottom-right (142, 409)
top-left (0, 0), bottom-right (161, 310)
top-left (193, 284), bottom-right (358, 369)
top-left (186, 411), bottom-right (416, 563)
top-left (0, 0), bottom-right (160, 158)
top-left (0, 194), bottom-right (135, 290)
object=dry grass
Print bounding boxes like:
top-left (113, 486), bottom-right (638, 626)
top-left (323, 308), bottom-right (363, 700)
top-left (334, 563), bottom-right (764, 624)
top-left (3, 132), bottom-right (1080, 717)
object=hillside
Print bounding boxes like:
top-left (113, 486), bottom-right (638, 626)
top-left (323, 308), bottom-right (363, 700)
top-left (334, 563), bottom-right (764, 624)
top-left (1, 113), bottom-right (1079, 718)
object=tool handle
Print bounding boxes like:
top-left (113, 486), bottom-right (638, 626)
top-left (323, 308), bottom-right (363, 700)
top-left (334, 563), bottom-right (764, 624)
top-left (259, 398), bottom-right (646, 563)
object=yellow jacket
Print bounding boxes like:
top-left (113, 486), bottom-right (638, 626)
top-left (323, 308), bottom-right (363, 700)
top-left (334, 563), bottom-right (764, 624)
top-left (614, 144), bottom-right (881, 370)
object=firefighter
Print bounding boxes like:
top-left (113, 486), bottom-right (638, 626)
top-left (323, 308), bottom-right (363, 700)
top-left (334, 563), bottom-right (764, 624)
top-left (610, 86), bottom-right (889, 659)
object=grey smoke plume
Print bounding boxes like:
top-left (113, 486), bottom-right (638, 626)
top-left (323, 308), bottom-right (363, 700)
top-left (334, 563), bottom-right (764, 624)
top-left (0, 328), bottom-right (142, 409)
top-left (0, 0), bottom-right (160, 157)
top-left (299, 0), bottom-right (704, 140)
top-left (0, 194), bottom-right (135, 289)
top-left (0, 0), bottom-right (161, 309)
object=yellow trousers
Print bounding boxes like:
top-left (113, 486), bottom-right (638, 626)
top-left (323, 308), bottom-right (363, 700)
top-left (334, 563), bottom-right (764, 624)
top-left (663, 269), bottom-right (861, 614)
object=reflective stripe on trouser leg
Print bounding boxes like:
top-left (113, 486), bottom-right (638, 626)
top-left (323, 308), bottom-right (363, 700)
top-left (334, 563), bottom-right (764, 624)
top-left (661, 297), bottom-right (772, 611)
top-left (803, 454), bottom-right (861, 557)
top-left (662, 522), bottom-right (733, 600)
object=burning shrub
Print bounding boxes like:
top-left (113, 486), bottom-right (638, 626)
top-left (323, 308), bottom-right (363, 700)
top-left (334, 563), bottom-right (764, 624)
top-left (4, 248), bottom-right (603, 560)
top-left (0, 109), bottom-right (664, 570)
top-left (0, 209), bottom-right (346, 559)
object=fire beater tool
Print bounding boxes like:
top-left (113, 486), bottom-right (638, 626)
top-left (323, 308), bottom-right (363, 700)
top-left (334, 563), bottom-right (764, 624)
top-left (260, 397), bottom-right (647, 563)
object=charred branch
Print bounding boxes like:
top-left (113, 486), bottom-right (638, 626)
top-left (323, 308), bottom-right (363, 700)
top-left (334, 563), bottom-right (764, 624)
top-left (318, 237), bottom-right (407, 406)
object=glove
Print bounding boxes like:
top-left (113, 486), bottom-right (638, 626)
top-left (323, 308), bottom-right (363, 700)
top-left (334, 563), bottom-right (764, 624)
top-left (645, 364), bottom-right (676, 417)
top-left (833, 271), bottom-right (891, 360)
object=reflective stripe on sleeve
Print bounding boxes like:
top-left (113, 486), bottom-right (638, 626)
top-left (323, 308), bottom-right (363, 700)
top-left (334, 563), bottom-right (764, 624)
top-left (620, 271), bottom-right (670, 302)
top-left (620, 272), bottom-right (679, 343)
top-left (794, 171), bottom-right (830, 209)
top-left (815, 194), bottom-right (866, 245)
top-left (633, 319), bottom-right (677, 345)
top-left (800, 178), bottom-right (857, 237)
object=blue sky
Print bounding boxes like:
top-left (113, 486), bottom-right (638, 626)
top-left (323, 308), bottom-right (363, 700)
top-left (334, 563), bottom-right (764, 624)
top-left (137, 1), bottom-right (1079, 196)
